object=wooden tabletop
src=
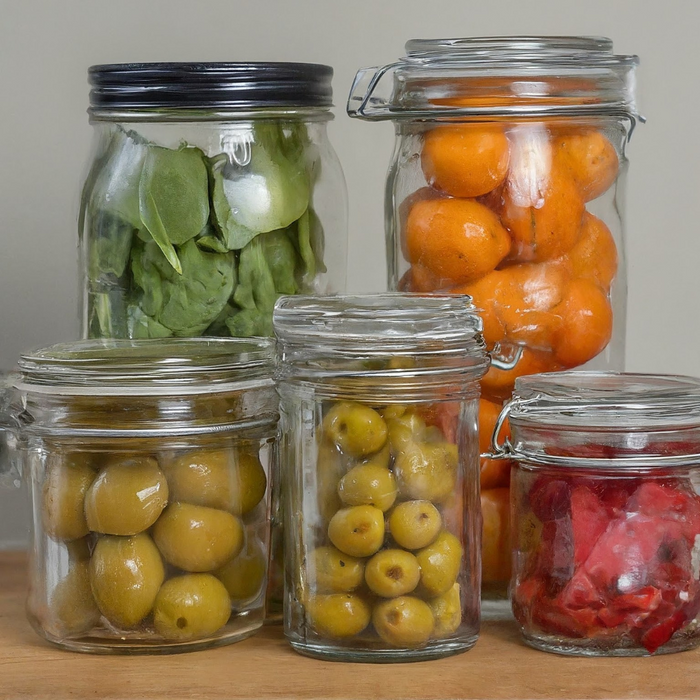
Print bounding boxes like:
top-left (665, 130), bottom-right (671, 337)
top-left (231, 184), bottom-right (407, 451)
top-left (1, 551), bottom-right (698, 700)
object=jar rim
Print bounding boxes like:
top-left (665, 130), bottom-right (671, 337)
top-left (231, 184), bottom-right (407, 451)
top-left (15, 338), bottom-right (275, 396)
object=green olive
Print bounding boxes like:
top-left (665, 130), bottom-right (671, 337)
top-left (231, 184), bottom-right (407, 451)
top-left (387, 413), bottom-right (426, 454)
top-left (416, 531), bottom-right (463, 597)
top-left (394, 442), bottom-right (457, 503)
top-left (328, 505), bottom-right (385, 558)
top-left (165, 449), bottom-right (266, 516)
top-left (153, 574), bottom-right (231, 641)
top-left (365, 549), bottom-right (420, 598)
top-left (84, 456), bottom-right (168, 536)
top-left (42, 455), bottom-right (96, 541)
top-left (429, 583), bottom-right (462, 638)
top-left (309, 546), bottom-right (365, 593)
top-left (306, 593), bottom-right (371, 639)
top-left (66, 537), bottom-right (92, 562)
top-left (90, 533), bottom-right (164, 628)
top-left (322, 402), bottom-right (387, 458)
top-left (337, 448), bottom-right (397, 512)
top-left (315, 440), bottom-right (345, 523)
top-left (48, 560), bottom-right (101, 636)
top-left (372, 596), bottom-right (435, 648)
top-left (381, 404), bottom-right (408, 421)
top-left (388, 500), bottom-right (442, 550)
top-left (153, 503), bottom-right (244, 572)
top-left (214, 536), bottom-right (267, 605)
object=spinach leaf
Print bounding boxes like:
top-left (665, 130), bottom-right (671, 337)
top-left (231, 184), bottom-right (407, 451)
top-left (127, 306), bottom-right (173, 339)
top-left (139, 145), bottom-right (210, 272)
top-left (131, 238), bottom-right (236, 336)
top-left (88, 209), bottom-right (135, 279)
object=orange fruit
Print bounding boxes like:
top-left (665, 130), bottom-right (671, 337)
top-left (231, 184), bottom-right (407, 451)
top-left (551, 278), bottom-right (613, 368)
top-left (564, 213), bottom-right (618, 291)
top-left (482, 487), bottom-right (512, 584)
top-left (405, 198), bottom-right (511, 285)
top-left (398, 187), bottom-right (445, 261)
top-left (421, 125), bottom-right (510, 198)
top-left (481, 346), bottom-right (561, 402)
top-left (397, 264), bottom-right (444, 292)
top-left (501, 166), bottom-right (585, 263)
top-left (554, 129), bottom-right (619, 202)
top-left (453, 272), bottom-right (505, 347)
top-left (479, 399), bottom-right (512, 490)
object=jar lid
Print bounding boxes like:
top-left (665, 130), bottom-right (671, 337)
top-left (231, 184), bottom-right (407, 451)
top-left (88, 62), bottom-right (333, 112)
top-left (494, 371), bottom-right (700, 467)
top-left (348, 36), bottom-right (640, 121)
top-left (15, 338), bottom-right (275, 397)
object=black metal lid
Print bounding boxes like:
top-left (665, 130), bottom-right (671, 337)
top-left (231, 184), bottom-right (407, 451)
top-left (88, 62), bottom-right (334, 111)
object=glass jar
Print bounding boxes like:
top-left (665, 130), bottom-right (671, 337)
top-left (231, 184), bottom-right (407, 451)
top-left (80, 62), bottom-right (347, 340)
top-left (273, 294), bottom-right (488, 662)
top-left (1, 338), bottom-right (277, 653)
top-left (348, 37), bottom-right (641, 606)
top-left (492, 371), bottom-right (700, 656)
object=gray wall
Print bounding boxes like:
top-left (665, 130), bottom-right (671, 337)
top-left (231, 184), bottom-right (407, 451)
top-left (1, 0), bottom-right (699, 546)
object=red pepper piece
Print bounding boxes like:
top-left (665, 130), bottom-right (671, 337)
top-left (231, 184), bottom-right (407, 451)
top-left (639, 610), bottom-right (687, 654)
top-left (558, 569), bottom-right (605, 610)
top-left (570, 486), bottom-right (610, 566)
top-left (529, 476), bottom-right (571, 522)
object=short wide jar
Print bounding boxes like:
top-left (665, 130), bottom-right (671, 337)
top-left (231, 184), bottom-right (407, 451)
top-left (274, 294), bottom-right (489, 662)
top-left (500, 372), bottom-right (700, 656)
top-left (6, 338), bottom-right (277, 654)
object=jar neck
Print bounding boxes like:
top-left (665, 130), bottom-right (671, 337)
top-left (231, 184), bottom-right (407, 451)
top-left (89, 107), bottom-right (334, 124)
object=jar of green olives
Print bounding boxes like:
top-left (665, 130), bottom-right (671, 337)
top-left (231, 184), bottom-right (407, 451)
top-left (273, 294), bottom-right (489, 662)
top-left (4, 338), bottom-right (277, 654)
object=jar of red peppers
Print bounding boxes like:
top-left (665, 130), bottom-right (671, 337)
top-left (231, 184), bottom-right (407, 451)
top-left (273, 294), bottom-right (488, 661)
top-left (348, 37), bottom-right (641, 607)
top-left (494, 371), bottom-right (700, 656)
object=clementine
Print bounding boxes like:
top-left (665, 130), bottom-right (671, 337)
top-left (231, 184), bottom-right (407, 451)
top-left (481, 346), bottom-right (561, 402)
top-left (564, 213), bottom-right (618, 291)
top-left (405, 198), bottom-right (511, 285)
top-left (482, 487), bottom-right (512, 584)
top-left (479, 399), bottom-right (512, 490)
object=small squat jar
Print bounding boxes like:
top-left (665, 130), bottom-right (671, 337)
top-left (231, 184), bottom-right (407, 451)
top-left (498, 372), bottom-right (700, 656)
top-left (6, 338), bottom-right (277, 654)
top-left (273, 294), bottom-right (489, 662)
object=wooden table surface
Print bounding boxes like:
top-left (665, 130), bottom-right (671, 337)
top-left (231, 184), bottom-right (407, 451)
top-left (1, 551), bottom-right (698, 700)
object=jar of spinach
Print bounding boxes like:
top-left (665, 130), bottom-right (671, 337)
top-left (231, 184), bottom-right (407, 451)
top-left (80, 63), bottom-right (348, 339)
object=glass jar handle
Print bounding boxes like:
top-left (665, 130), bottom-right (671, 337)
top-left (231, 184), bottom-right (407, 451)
top-left (346, 63), bottom-right (400, 118)
top-left (488, 344), bottom-right (524, 371)
top-left (0, 373), bottom-right (21, 489)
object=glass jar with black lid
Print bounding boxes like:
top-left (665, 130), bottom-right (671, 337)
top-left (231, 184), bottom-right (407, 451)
top-left (80, 62), bottom-right (348, 340)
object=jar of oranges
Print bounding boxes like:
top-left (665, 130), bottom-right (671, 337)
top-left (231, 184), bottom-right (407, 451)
top-left (273, 294), bottom-right (489, 661)
top-left (348, 36), bottom-right (641, 609)
top-left (2, 338), bottom-right (277, 653)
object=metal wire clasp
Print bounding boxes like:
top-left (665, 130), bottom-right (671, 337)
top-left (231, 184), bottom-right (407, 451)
top-left (481, 394), bottom-right (542, 460)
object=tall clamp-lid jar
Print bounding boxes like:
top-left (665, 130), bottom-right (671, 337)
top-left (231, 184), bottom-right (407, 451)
top-left (349, 36), bottom-right (641, 603)
top-left (0, 338), bottom-right (277, 653)
top-left (494, 371), bottom-right (700, 656)
top-left (81, 62), bottom-right (348, 340)
top-left (273, 294), bottom-right (488, 661)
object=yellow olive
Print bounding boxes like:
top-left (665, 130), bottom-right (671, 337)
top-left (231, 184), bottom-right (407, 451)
top-left (429, 583), bottom-right (462, 638)
top-left (372, 596), bottom-right (435, 648)
top-left (365, 549), bottom-right (420, 598)
top-left (66, 537), bottom-right (92, 562)
top-left (381, 404), bottom-right (408, 421)
top-left (309, 546), bottom-right (365, 593)
top-left (164, 449), bottom-right (266, 516)
top-left (337, 450), bottom-right (397, 512)
top-left (315, 440), bottom-right (345, 523)
top-left (90, 533), bottom-right (164, 628)
top-left (153, 503), bottom-right (244, 572)
top-left (388, 500), bottom-right (442, 550)
top-left (42, 455), bottom-right (96, 541)
top-left (85, 456), bottom-right (168, 536)
top-left (48, 560), bottom-right (101, 636)
top-left (306, 593), bottom-right (371, 639)
top-left (394, 442), bottom-right (457, 503)
top-left (416, 531), bottom-right (463, 597)
top-left (322, 402), bottom-right (387, 458)
top-left (153, 574), bottom-right (231, 641)
top-left (328, 505), bottom-right (385, 558)
top-left (387, 413), bottom-right (426, 454)
top-left (214, 536), bottom-right (267, 605)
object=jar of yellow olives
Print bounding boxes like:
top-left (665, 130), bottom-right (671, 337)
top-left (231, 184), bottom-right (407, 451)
top-left (4, 338), bottom-right (277, 654)
top-left (273, 294), bottom-right (489, 661)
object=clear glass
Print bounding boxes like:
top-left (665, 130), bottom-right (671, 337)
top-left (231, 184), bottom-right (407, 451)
top-left (80, 109), bottom-right (348, 340)
top-left (505, 372), bottom-right (700, 656)
top-left (274, 294), bottom-right (488, 662)
top-left (349, 36), bottom-right (640, 612)
top-left (10, 338), bottom-right (278, 654)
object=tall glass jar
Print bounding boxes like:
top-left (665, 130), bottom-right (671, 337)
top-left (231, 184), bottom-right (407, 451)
top-left (80, 62), bottom-right (347, 340)
top-left (348, 37), bottom-right (641, 608)
top-left (1, 338), bottom-right (277, 654)
top-left (274, 294), bottom-right (488, 662)
top-left (493, 371), bottom-right (700, 656)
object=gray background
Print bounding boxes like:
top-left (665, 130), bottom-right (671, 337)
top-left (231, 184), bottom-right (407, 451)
top-left (1, 0), bottom-right (698, 546)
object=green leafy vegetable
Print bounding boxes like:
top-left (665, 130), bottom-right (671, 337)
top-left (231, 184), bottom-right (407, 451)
top-left (88, 209), bottom-right (135, 279)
